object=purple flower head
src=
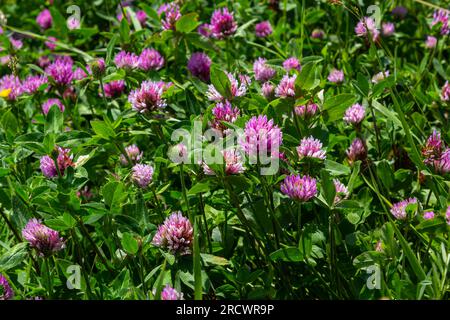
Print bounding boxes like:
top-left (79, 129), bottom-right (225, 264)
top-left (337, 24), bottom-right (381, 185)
top-left (22, 218), bottom-right (65, 257)
top-left (432, 9), bottom-right (449, 35)
top-left (158, 2), bottom-right (181, 31)
top-left (392, 6), bottom-right (408, 19)
top-left (422, 130), bottom-right (443, 165)
top-left (281, 174), bottom-right (317, 202)
top-left (343, 103), bottom-right (365, 125)
top-left (423, 211), bottom-right (435, 220)
top-left (187, 52), bottom-right (211, 82)
top-left (253, 58), bottom-right (276, 82)
top-left (0, 274), bottom-right (13, 300)
top-left (90, 58), bottom-right (106, 77)
top-left (355, 17), bottom-right (380, 42)
top-left (10, 37), bottom-right (23, 50)
top-left (210, 8), bottom-right (237, 39)
top-left (22, 75), bottom-right (48, 95)
top-left (128, 80), bottom-right (167, 113)
top-left (45, 57), bottom-right (74, 86)
top-left (311, 28), bottom-right (325, 39)
top-left (371, 70), bottom-right (389, 84)
top-left (425, 36), bottom-right (437, 49)
top-left (138, 48), bottom-right (164, 71)
top-left (169, 143), bottom-right (189, 164)
top-left (36, 9), bottom-right (52, 29)
top-left (131, 164), bottom-right (154, 188)
top-left (42, 98), bottom-right (64, 115)
top-left (255, 21), bottom-right (273, 37)
top-left (240, 115), bottom-right (283, 160)
top-left (161, 285), bottom-right (184, 300)
top-left (295, 102), bottom-right (318, 119)
top-left (382, 22), bottom-right (395, 37)
top-left (73, 67), bottom-right (87, 80)
top-left (0, 75), bottom-right (22, 100)
top-left (441, 81), bottom-right (450, 102)
top-left (152, 212), bottom-right (193, 255)
top-left (261, 82), bottom-right (274, 99)
top-left (38, 56), bottom-right (51, 68)
top-left (446, 206), bottom-right (450, 225)
top-left (346, 138), bottom-right (367, 164)
top-left (206, 72), bottom-right (248, 101)
top-left (210, 100), bottom-right (240, 132)
top-left (67, 16), bottom-right (80, 30)
top-left (436, 149), bottom-right (450, 174)
top-left (333, 179), bottom-right (349, 204)
top-left (283, 57), bottom-right (301, 72)
top-left (328, 69), bottom-right (344, 83)
top-left (136, 10), bottom-right (148, 25)
top-left (114, 51), bottom-right (139, 69)
top-left (203, 149), bottom-right (245, 176)
top-left (297, 136), bottom-right (326, 160)
top-left (275, 74), bottom-right (297, 98)
top-left (198, 23), bottom-right (212, 37)
top-left (103, 80), bottom-right (125, 98)
top-left (120, 144), bottom-right (143, 166)
top-left (45, 36), bottom-right (57, 50)
top-left (390, 198), bottom-right (418, 220)
top-left (40, 147), bottom-right (73, 178)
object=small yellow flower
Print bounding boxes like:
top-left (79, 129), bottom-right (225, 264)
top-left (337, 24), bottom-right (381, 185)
top-left (0, 88), bottom-right (11, 98)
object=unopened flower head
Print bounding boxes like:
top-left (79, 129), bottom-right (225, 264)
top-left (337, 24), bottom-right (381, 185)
top-left (0, 274), bottom-right (13, 300)
top-left (275, 74), bottom-right (297, 98)
top-left (422, 130), bottom-right (442, 165)
top-left (441, 81), bottom-right (450, 101)
top-left (161, 285), bottom-right (184, 300)
top-left (261, 82), bottom-right (274, 99)
top-left (152, 211), bottom-right (193, 255)
top-left (343, 103), bottom-right (365, 125)
top-left (346, 138), bottom-right (367, 164)
top-left (114, 51), bottom-right (139, 69)
top-left (425, 35), bottom-right (437, 48)
top-left (22, 218), bottom-right (65, 257)
top-left (283, 57), bottom-right (301, 72)
top-left (131, 164), bottom-right (154, 188)
top-left (90, 58), bottom-right (106, 77)
top-left (206, 72), bottom-right (248, 101)
top-left (255, 21), bottom-right (272, 37)
top-left (382, 22), bottom-right (395, 37)
top-left (392, 6), bottom-right (408, 19)
top-left (295, 102), bottom-right (318, 119)
top-left (136, 10), bottom-right (148, 25)
top-left (103, 80), bottom-right (125, 98)
top-left (328, 69), bottom-right (344, 83)
top-left (210, 8), bottom-right (237, 39)
top-left (253, 58), bottom-right (276, 82)
top-left (297, 136), bottom-right (326, 160)
top-left (128, 80), bottom-right (167, 113)
top-left (390, 198), bottom-right (418, 220)
top-left (281, 174), bottom-right (317, 202)
top-left (203, 149), bottom-right (245, 175)
top-left (423, 211), bottom-right (435, 220)
top-left (187, 52), bottom-right (211, 82)
top-left (446, 206), bottom-right (450, 225)
top-left (311, 28), bottom-right (325, 39)
top-left (138, 48), bottom-right (164, 71)
top-left (36, 9), bottom-right (52, 29)
top-left (333, 179), bottom-right (349, 204)
top-left (371, 70), bottom-right (389, 84)
top-left (42, 98), bottom-right (64, 115)
top-left (67, 16), bottom-right (80, 30)
top-left (120, 144), bottom-right (143, 165)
